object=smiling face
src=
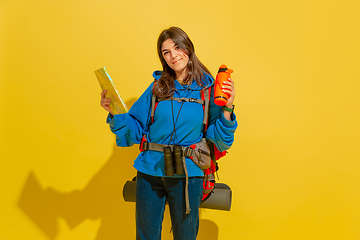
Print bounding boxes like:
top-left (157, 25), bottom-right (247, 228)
top-left (161, 38), bottom-right (189, 81)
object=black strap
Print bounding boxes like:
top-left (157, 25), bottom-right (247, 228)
top-left (140, 140), bottom-right (195, 157)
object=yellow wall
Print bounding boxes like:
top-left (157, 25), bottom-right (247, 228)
top-left (1, 0), bottom-right (360, 239)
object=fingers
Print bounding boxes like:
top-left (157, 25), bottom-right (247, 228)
top-left (221, 78), bottom-right (236, 107)
top-left (221, 78), bottom-right (235, 93)
top-left (222, 78), bottom-right (234, 87)
top-left (100, 90), bottom-right (111, 106)
top-left (101, 90), bottom-right (107, 99)
top-left (100, 90), bottom-right (114, 115)
top-left (100, 98), bottom-right (111, 106)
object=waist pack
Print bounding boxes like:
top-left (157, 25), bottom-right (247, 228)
top-left (187, 138), bottom-right (211, 169)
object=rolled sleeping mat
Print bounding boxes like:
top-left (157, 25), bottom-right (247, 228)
top-left (123, 180), bottom-right (232, 211)
top-left (200, 183), bottom-right (232, 211)
top-left (123, 180), bottom-right (137, 203)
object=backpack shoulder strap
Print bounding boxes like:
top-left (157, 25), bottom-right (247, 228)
top-left (150, 80), bottom-right (158, 124)
top-left (201, 86), bottom-right (211, 132)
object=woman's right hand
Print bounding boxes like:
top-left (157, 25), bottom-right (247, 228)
top-left (100, 90), bottom-right (114, 115)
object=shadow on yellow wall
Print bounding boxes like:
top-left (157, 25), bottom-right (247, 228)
top-left (17, 147), bottom-right (219, 240)
top-left (17, 100), bottom-right (219, 240)
top-left (18, 142), bottom-right (138, 239)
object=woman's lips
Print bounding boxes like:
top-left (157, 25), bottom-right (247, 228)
top-left (173, 59), bottom-right (182, 64)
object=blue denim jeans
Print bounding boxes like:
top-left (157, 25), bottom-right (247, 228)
top-left (135, 171), bottom-right (203, 240)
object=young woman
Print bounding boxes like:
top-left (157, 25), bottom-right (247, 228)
top-left (100, 26), bottom-right (237, 240)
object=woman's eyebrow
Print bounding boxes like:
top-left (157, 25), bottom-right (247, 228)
top-left (162, 44), bottom-right (177, 52)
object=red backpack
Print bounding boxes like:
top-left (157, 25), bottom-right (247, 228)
top-left (139, 81), bottom-right (227, 202)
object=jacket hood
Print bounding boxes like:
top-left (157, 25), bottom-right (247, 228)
top-left (152, 70), bottom-right (214, 90)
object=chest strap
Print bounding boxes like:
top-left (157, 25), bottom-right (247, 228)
top-left (157, 97), bottom-right (204, 104)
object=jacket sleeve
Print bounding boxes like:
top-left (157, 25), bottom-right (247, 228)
top-left (204, 87), bottom-right (237, 152)
top-left (106, 82), bottom-right (154, 147)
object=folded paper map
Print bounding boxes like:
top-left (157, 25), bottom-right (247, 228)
top-left (95, 67), bottom-right (128, 114)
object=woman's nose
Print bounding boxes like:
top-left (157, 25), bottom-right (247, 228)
top-left (170, 50), bottom-right (177, 58)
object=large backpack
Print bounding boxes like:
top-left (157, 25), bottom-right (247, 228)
top-left (139, 80), bottom-right (227, 203)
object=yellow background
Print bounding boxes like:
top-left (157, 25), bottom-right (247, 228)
top-left (1, 0), bottom-right (359, 239)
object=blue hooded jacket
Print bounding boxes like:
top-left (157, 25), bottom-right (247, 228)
top-left (107, 71), bottom-right (237, 177)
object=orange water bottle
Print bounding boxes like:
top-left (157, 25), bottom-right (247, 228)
top-left (214, 64), bottom-right (233, 106)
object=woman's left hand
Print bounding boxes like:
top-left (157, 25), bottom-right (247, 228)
top-left (222, 78), bottom-right (236, 108)
top-left (221, 78), bottom-right (236, 120)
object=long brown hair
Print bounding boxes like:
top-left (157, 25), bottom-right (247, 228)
top-left (153, 27), bottom-right (212, 98)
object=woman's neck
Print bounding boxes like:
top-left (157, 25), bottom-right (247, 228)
top-left (176, 78), bottom-right (190, 85)
top-left (175, 69), bottom-right (188, 84)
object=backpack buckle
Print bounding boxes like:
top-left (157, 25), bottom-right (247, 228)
top-left (189, 98), bottom-right (197, 103)
top-left (184, 146), bottom-right (195, 158)
top-left (143, 141), bottom-right (149, 151)
top-left (140, 140), bottom-right (149, 151)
